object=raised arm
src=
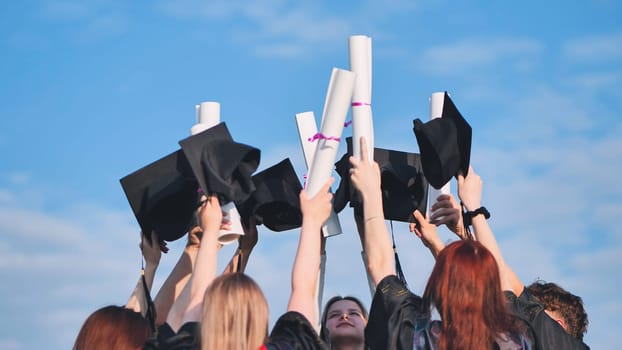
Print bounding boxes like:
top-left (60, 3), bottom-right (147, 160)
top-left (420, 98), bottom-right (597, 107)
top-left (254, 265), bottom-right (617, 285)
top-left (153, 226), bottom-right (201, 326)
top-left (180, 195), bottom-right (228, 325)
top-left (349, 137), bottom-right (395, 286)
top-left (354, 213), bottom-right (378, 297)
top-left (457, 167), bottom-right (523, 295)
top-left (287, 177), bottom-right (334, 327)
top-left (222, 216), bottom-right (258, 274)
top-left (126, 231), bottom-right (162, 316)
top-left (410, 210), bottom-right (445, 258)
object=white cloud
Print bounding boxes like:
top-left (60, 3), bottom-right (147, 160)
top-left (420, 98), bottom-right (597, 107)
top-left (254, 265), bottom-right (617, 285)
top-left (566, 70), bottom-right (622, 90)
top-left (254, 43), bottom-right (305, 59)
top-left (0, 339), bottom-right (22, 350)
top-left (0, 190), bottom-right (15, 204)
top-left (40, 0), bottom-right (130, 41)
top-left (42, 0), bottom-right (104, 20)
top-left (416, 37), bottom-right (542, 75)
top-left (0, 186), bottom-right (147, 349)
top-left (7, 172), bottom-right (30, 185)
top-left (157, 0), bottom-right (353, 59)
top-left (563, 32), bottom-right (622, 63)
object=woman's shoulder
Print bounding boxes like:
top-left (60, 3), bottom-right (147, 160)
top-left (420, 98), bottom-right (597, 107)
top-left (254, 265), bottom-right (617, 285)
top-left (266, 311), bottom-right (327, 350)
top-left (494, 330), bottom-right (534, 350)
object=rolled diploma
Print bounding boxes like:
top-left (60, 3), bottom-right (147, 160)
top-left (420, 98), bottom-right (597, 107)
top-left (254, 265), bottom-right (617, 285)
top-left (349, 35), bottom-right (374, 160)
top-left (190, 101), bottom-right (244, 244)
top-left (295, 112), bottom-right (343, 237)
top-left (306, 67), bottom-right (356, 199)
top-left (191, 101), bottom-right (221, 135)
top-left (427, 92), bottom-right (451, 213)
top-left (217, 201), bottom-right (245, 245)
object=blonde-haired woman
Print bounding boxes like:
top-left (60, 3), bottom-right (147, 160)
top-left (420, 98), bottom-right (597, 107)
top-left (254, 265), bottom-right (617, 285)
top-left (201, 273), bottom-right (269, 349)
top-left (174, 178), bottom-right (334, 349)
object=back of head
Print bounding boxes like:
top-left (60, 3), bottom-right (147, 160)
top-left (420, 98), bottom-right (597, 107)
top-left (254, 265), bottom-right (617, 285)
top-left (423, 240), bottom-right (516, 349)
top-left (527, 280), bottom-right (588, 340)
top-left (73, 305), bottom-right (150, 350)
top-left (201, 273), bottom-right (269, 350)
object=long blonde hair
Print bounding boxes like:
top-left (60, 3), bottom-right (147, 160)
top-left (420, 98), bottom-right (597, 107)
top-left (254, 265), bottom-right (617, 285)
top-left (201, 273), bottom-right (269, 350)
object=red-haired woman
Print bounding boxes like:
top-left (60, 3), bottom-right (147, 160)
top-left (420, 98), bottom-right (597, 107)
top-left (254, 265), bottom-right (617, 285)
top-left (348, 137), bottom-right (532, 350)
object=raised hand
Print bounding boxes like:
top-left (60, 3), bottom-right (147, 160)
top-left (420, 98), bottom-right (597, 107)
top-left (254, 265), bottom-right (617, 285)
top-left (349, 137), bottom-right (381, 199)
top-left (141, 230), bottom-right (163, 267)
top-left (457, 166), bottom-right (483, 211)
top-left (410, 210), bottom-right (444, 257)
top-left (300, 177), bottom-right (335, 227)
top-left (430, 194), bottom-right (468, 240)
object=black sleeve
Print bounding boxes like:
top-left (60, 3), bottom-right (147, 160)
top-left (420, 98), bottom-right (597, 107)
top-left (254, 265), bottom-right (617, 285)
top-left (505, 289), bottom-right (590, 350)
top-left (365, 275), bottom-right (425, 350)
top-left (267, 311), bottom-right (326, 350)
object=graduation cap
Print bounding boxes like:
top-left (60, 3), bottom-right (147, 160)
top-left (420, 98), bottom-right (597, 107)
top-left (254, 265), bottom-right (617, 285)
top-left (412, 92), bottom-right (472, 189)
top-left (333, 137), bottom-right (429, 222)
top-left (237, 158), bottom-right (303, 232)
top-left (178, 122), bottom-right (260, 204)
top-left (120, 150), bottom-right (199, 242)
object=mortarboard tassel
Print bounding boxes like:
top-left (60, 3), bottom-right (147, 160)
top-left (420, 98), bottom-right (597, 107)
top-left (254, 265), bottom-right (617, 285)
top-left (389, 221), bottom-right (409, 289)
top-left (141, 271), bottom-right (157, 334)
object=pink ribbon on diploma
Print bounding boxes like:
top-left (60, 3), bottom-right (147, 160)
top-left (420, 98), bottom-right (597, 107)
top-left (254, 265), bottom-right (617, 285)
top-left (308, 133), bottom-right (341, 142)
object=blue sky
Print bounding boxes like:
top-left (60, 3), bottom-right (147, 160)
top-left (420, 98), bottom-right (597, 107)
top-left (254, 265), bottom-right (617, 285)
top-left (1, 1), bottom-right (621, 349)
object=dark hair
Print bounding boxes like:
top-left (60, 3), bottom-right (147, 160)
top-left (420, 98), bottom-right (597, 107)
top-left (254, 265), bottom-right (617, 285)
top-left (527, 280), bottom-right (588, 340)
top-left (319, 295), bottom-right (368, 344)
top-left (74, 305), bottom-right (150, 350)
top-left (423, 240), bottom-right (520, 349)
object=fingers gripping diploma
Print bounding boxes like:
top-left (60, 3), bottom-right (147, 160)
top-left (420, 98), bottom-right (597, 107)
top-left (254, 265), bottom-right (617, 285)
top-left (300, 177), bottom-right (335, 226)
top-left (410, 210), bottom-right (444, 258)
top-left (197, 195), bottom-right (231, 237)
top-left (348, 137), bottom-right (381, 199)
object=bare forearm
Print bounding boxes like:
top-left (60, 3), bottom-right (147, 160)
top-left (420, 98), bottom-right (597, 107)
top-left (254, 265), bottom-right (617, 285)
top-left (288, 221), bottom-right (322, 325)
top-left (182, 233), bottom-right (219, 323)
top-left (362, 191), bottom-right (395, 286)
top-left (153, 247), bottom-right (198, 325)
top-left (427, 239), bottom-right (445, 259)
top-left (222, 246), bottom-right (253, 274)
top-left (125, 260), bottom-right (158, 316)
top-left (470, 215), bottom-right (523, 294)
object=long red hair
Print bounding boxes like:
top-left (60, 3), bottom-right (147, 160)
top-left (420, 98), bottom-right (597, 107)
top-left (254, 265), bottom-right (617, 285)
top-left (423, 240), bottom-right (517, 350)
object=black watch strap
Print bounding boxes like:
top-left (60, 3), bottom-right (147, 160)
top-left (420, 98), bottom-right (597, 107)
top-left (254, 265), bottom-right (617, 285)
top-left (462, 206), bottom-right (491, 227)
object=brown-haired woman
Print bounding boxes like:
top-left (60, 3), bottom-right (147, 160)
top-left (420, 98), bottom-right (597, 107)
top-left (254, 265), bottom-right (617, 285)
top-left (348, 137), bottom-right (532, 350)
top-left (320, 295), bottom-right (368, 350)
top-left (73, 305), bottom-right (151, 350)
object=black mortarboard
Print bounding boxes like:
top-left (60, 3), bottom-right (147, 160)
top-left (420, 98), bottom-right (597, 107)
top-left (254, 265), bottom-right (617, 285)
top-left (333, 151), bottom-right (352, 214)
top-left (376, 148), bottom-right (429, 222)
top-left (237, 158), bottom-right (303, 232)
top-left (333, 137), bottom-right (429, 222)
top-left (412, 92), bottom-right (472, 189)
top-left (178, 122), bottom-right (260, 204)
top-left (120, 150), bottom-right (199, 242)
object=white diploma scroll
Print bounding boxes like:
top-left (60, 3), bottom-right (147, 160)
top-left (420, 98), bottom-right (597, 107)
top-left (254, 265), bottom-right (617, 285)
top-left (191, 101), bottom-right (221, 135)
top-left (190, 101), bottom-right (244, 245)
top-left (349, 35), bottom-right (374, 160)
top-left (305, 68), bottom-right (356, 201)
top-left (295, 112), bottom-right (343, 237)
top-left (427, 92), bottom-right (451, 214)
top-left (217, 201), bottom-right (245, 245)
